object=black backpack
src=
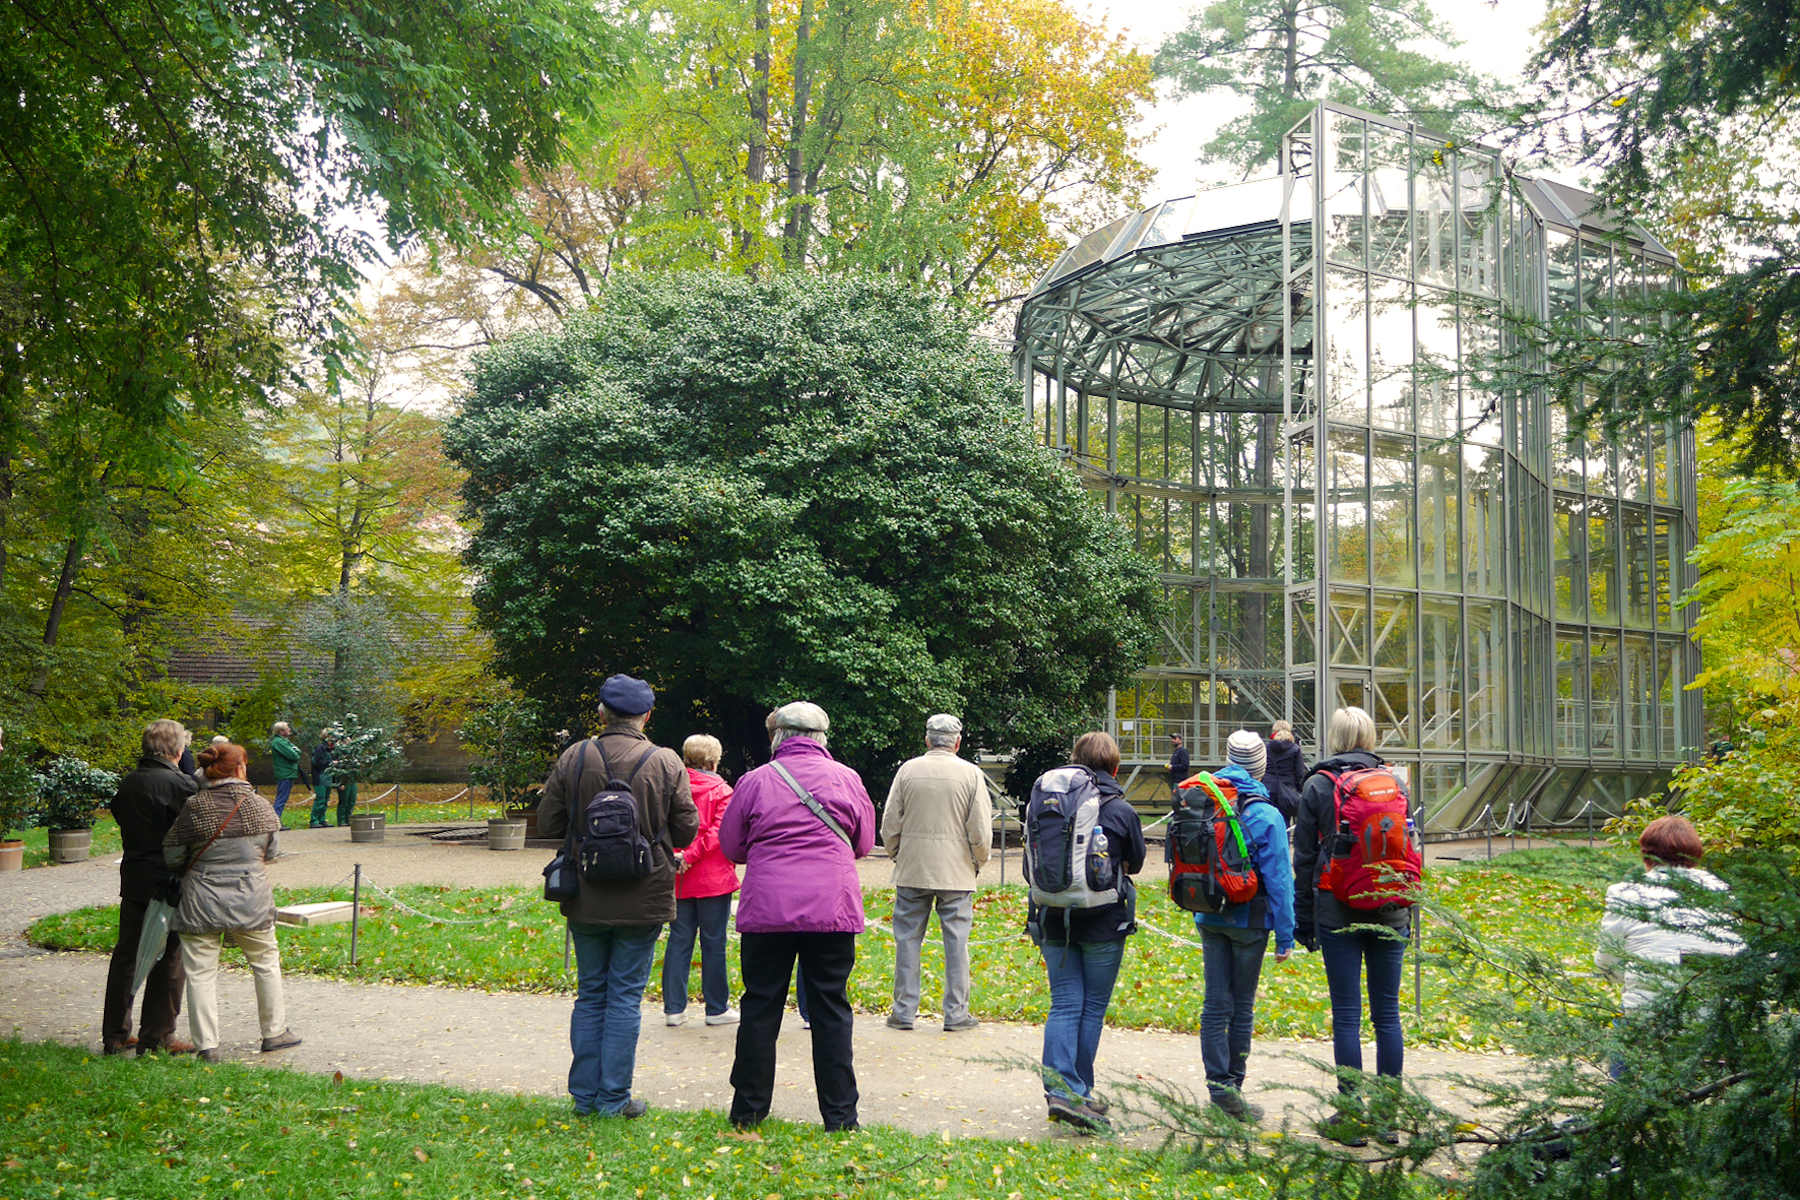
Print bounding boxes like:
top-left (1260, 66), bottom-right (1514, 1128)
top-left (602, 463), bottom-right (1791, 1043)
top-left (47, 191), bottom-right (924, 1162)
top-left (572, 739), bottom-right (658, 884)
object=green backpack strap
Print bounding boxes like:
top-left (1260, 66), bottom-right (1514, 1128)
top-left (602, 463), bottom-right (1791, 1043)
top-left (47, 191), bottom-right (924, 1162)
top-left (1192, 771), bottom-right (1252, 861)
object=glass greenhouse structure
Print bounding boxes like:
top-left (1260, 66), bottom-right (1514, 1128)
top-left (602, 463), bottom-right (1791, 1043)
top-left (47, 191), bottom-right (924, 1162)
top-left (1015, 103), bottom-right (1701, 833)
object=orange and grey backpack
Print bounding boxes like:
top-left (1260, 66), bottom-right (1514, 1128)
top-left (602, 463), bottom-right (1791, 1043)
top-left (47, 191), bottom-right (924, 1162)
top-left (1168, 771), bottom-right (1263, 914)
top-left (1316, 766), bottom-right (1423, 909)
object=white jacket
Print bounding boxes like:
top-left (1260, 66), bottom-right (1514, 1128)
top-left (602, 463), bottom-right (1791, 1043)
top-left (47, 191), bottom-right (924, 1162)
top-left (1595, 866), bottom-right (1742, 1011)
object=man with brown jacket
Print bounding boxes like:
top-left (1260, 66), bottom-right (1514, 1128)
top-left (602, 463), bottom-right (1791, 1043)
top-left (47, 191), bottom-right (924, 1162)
top-left (536, 675), bottom-right (698, 1118)
top-left (880, 714), bottom-right (992, 1031)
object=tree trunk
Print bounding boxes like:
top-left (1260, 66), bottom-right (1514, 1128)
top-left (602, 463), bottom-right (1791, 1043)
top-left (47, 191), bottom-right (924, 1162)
top-left (742, 0), bottom-right (772, 260)
top-left (782, 0), bottom-right (815, 267)
top-left (1283, 0), bottom-right (1299, 100)
top-left (28, 526), bottom-right (89, 697)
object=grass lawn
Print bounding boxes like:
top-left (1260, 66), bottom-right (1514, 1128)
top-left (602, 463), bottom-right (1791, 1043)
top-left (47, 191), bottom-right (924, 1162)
top-left (1, 1040), bottom-right (1318, 1200)
top-left (29, 847), bottom-right (1627, 1050)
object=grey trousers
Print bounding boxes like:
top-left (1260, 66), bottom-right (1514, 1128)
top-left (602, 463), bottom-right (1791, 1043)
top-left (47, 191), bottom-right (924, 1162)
top-left (890, 886), bottom-right (974, 1023)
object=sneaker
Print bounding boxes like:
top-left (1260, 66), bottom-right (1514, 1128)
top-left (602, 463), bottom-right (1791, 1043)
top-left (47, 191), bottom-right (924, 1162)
top-left (704, 1009), bottom-right (740, 1026)
top-left (1318, 1113), bottom-right (1370, 1147)
top-left (1211, 1093), bottom-right (1265, 1123)
top-left (618, 1098), bottom-right (648, 1119)
top-left (943, 1016), bottom-right (981, 1032)
top-left (260, 1030), bottom-right (302, 1053)
top-left (885, 1014), bottom-right (914, 1031)
top-left (1046, 1094), bottom-right (1109, 1134)
top-left (666, 1011), bottom-right (687, 1027)
top-left (1374, 1127), bottom-right (1401, 1146)
top-left (800, 1019), bottom-right (811, 1030)
top-left (198, 1048), bottom-right (223, 1064)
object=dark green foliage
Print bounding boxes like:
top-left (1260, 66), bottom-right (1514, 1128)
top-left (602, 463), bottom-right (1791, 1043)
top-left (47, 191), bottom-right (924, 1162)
top-left (445, 273), bottom-right (1163, 779)
top-left (1155, 0), bottom-right (1496, 172)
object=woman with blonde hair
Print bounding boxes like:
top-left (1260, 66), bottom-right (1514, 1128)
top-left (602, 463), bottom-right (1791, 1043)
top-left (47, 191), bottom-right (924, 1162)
top-left (663, 733), bottom-right (741, 1027)
top-left (163, 741), bottom-right (301, 1062)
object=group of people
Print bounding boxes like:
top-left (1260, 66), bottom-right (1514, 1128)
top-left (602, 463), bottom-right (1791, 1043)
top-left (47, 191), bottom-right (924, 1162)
top-left (103, 719), bottom-right (301, 1063)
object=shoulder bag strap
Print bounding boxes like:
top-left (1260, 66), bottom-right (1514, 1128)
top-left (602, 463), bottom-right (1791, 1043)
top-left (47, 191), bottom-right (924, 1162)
top-left (182, 791), bottom-right (249, 877)
top-left (770, 760), bottom-right (852, 849)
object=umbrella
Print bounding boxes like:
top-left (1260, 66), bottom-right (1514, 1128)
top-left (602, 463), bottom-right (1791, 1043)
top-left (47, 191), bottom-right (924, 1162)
top-left (128, 897), bottom-right (177, 1000)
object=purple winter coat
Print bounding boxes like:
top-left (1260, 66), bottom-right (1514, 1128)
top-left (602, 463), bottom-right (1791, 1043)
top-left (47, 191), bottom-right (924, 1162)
top-left (719, 737), bottom-right (875, 934)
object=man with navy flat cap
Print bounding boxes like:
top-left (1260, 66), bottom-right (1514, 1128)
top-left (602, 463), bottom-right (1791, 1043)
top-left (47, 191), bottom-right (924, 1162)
top-left (537, 674), bottom-right (697, 1119)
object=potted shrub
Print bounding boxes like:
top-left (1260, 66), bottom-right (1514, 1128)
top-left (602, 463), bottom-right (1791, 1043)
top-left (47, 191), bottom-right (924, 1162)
top-left (0, 752), bottom-right (33, 871)
top-left (459, 693), bottom-right (553, 850)
top-left (36, 756), bottom-right (121, 864)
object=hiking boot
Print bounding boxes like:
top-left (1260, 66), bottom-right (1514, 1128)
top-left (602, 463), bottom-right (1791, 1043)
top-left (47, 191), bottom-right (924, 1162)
top-left (665, 1011), bottom-right (687, 1026)
top-left (885, 1014), bottom-right (914, 1031)
top-left (705, 1009), bottom-right (740, 1026)
top-left (1046, 1094), bottom-right (1109, 1134)
top-left (1212, 1093), bottom-right (1265, 1124)
top-left (1318, 1113), bottom-right (1370, 1147)
top-left (138, 1037), bottom-right (196, 1056)
top-left (943, 1016), bottom-right (981, 1032)
top-left (261, 1030), bottom-right (302, 1053)
top-left (1085, 1094), bottom-right (1111, 1116)
top-left (616, 1099), bottom-right (648, 1119)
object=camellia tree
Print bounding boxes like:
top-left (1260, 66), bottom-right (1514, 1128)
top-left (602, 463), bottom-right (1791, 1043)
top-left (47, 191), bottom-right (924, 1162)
top-left (445, 273), bottom-right (1163, 779)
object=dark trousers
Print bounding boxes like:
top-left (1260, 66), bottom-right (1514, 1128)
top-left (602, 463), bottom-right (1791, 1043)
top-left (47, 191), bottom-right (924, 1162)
top-left (730, 931), bottom-right (858, 1129)
top-left (101, 895), bottom-right (184, 1051)
top-left (662, 894), bottom-right (733, 1016)
top-left (1199, 925), bottom-right (1270, 1100)
top-left (1319, 926), bottom-right (1407, 1088)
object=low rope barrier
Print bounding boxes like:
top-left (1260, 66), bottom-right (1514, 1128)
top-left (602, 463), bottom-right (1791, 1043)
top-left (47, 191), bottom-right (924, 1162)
top-left (351, 873), bottom-right (528, 927)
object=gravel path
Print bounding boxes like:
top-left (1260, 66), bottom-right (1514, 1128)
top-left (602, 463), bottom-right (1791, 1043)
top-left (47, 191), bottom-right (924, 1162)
top-left (0, 824), bottom-right (1521, 1141)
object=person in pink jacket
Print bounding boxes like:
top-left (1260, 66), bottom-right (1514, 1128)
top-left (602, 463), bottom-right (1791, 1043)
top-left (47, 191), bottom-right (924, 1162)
top-left (663, 734), bottom-right (741, 1027)
top-left (719, 701), bottom-right (875, 1132)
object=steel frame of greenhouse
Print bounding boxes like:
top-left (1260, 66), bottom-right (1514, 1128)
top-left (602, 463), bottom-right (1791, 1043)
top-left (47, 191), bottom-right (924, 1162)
top-left (1014, 102), bottom-right (1702, 834)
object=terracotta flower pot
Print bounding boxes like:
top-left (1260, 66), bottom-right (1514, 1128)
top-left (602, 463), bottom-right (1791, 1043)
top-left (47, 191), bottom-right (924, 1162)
top-left (0, 839), bottom-right (23, 872)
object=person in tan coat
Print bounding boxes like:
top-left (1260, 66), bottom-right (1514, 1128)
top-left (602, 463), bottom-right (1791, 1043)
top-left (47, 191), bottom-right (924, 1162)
top-left (880, 713), bottom-right (993, 1031)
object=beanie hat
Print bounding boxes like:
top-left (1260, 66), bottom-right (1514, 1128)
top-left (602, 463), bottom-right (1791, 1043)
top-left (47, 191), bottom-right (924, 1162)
top-left (1225, 730), bottom-right (1267, 780)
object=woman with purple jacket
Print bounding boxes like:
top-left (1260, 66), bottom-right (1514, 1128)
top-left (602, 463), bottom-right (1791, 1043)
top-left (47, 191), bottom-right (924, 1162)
top-left (719, 701), bottom-right (876, 1132)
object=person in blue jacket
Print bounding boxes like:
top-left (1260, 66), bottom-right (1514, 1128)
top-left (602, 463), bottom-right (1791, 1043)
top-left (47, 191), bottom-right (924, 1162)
top-left (1193, 729), bottom-right (1295, 1122)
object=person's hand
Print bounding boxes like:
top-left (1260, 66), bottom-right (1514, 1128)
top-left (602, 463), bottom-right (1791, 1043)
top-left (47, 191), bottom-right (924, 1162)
top-left (1275, 948), bottom-right (1292, 963)
top-left (675, 858), bottom-right (689, 874)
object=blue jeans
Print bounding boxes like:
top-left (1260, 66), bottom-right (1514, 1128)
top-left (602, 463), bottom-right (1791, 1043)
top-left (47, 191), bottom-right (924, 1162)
top-left (1200, 925), bottom-right (1270, 1100)
top-left (1319, 926), bottom-right (1407, 1088)
top-left (568, 922), bottom-right (661, 1114)
top-left (273, 779), bottom-right (293, 819)
top-left (663, 894), bottom-right (733, 1016)
top-left (1039, 938), bottom-right (1125, 1101)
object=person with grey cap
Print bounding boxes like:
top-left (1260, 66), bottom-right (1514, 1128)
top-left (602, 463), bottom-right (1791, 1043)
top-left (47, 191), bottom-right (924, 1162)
top-left (880, 713), bottom-right (993, 1032)
top-left (536, 673), bottom-right (698, 1118)
top-left (1191, 729), bottom-right (1294, 1122)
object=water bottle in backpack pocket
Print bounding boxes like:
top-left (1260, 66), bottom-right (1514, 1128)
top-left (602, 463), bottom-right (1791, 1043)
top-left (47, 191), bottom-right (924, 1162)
top-left (1024, 766), bottom-right (1119, 908)
top-left (1168, 771), bottom-right (1262, 914)
top-left (1316, 766), bottom-right (1423, 909)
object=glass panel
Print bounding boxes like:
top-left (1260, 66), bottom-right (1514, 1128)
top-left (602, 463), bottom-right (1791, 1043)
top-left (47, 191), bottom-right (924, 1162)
top-left (1653, 511), bottom-right (1675, 630)
top-left (1371, 433), bottom-right (1415, 586)
top-left (1556, 630), bottom-right (1588, 755)
top-left (1328, 587), bottom-right (1369, 665)
top-left (1658, 638), bottom-right (1681, 758)
top-left (1463, 443), bottom-right (1506, 596)
top-left (1415, 297), bottom-right (1458, 439)
top-left (1413, 141), bottom-right (1456, 289)
top-left (1580, 239), bottom-right (1612, 339)
top-left (1366, 125), bottom-right (1411, 277)
top-left (1326, 114), bottom-right (1367, 269)
top-left (1462, 310), bottom-right (1501, 445)
top-left (1547, 231), bottom-right (1579, 322)
top-left (1368, 273), bottom-right (1413, 430)
top-left (1622, 633), bottom-right (1655, 758)
top-left (1292, 595), bottom-right (1317, 666)
top-left (1466, 599), bottom-right (1506, 750)
top-left (1588, 497), bottom-right (1620, 624)
top-left (1589, 632), bottom-right (1620, 758)
top-left (1550, 403), bottom-right (1582, 490)
top-left (1418, 436), bottom-right (1460, 591)
top-left (1372, 591), bottom-right (1416, 748)
top-left (1653, 425), bottom-right (1672, 503)
top-left (1622, 504), bottom-right (1653, 628)
top-left (1457, 155), bottom-right (1500, 297)
top-left (1328, 428), bottom-right (1369, 583)
top-left (1325, 269), bottom-right (1368, 423)
top-left (1584, 425), bottom-right (1617, 496)
top-left (1554, 491), bottom-right (1586, 620)
top-left (1291, 430), bottom-right (1317, 583)
top-left (1618, 422), bottom-right (1648, 500)
top-left (1421, 596), bottom-right (1463, 750)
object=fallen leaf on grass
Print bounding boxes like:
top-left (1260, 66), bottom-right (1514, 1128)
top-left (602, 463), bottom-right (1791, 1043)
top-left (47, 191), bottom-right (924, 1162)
top-left (725, 1129), bottom-right (763, 1143)
top-left (412, 1148), bottom-right (429, 1163)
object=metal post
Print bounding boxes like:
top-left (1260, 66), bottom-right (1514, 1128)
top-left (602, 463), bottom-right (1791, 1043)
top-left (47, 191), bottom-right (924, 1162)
top-left (1486, 807), bottom-right (1493, 861)
top-left (350, 863), bottom-right (362, 967)
top-left (1586, 802), bottom-right (1594, 847)
top-left (393, 782), bottom-right (401, 825)
top-left (999, 804), bottom-right (1006, 888)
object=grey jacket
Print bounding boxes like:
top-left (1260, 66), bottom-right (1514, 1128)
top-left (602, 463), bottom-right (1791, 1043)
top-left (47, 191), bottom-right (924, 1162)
top-left (163, 804), bottom-right (281, 933)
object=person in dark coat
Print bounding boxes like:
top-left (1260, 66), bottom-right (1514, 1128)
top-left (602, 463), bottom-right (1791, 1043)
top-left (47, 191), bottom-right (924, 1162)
top-left (101, 719), bottom-right (200, 1055)
top-left (308, 737), bottom-right (334, 828)
top-left (1292, 705), bottom-right (1410, 1146)
top-left (1167, 733), bottom-right (1190, 800)
top-left (536, 674), bottom-right (698, 1119)
top-left (1264, 719), bottom-right (1308, 822)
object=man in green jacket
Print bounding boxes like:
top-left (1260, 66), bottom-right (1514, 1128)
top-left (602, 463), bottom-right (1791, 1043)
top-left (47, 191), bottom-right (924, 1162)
top-left (270, 722), bottom-right (301, 824)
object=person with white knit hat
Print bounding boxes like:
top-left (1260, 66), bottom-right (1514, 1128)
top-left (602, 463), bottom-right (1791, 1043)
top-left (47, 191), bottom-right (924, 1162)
top-left (1191, 729), bottom-right (1294, 1123)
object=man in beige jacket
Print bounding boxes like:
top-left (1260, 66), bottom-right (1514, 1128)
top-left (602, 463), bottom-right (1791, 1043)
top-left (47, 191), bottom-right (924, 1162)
top-left (881, 713), bottom-right (993, 1031)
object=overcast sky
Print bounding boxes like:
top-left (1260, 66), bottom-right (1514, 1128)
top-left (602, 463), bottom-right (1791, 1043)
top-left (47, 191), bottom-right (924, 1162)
top-left (1073, 0), bottom-right (1555, 198)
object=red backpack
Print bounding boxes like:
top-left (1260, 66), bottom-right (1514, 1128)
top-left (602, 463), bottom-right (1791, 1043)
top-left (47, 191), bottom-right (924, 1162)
top-left (1168, 772), bottom-right (1262, 914)
top-left (1317, 767), bottom-right (1422, 910)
